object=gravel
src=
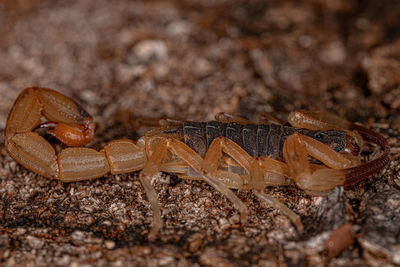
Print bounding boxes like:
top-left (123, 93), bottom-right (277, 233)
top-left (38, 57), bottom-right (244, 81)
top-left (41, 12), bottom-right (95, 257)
top-left (0, 0), bottom-right (399, 265)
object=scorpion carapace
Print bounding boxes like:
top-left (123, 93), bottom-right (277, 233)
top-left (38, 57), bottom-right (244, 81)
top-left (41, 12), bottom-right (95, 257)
top-left (4, 87), bottom-right (390, 240)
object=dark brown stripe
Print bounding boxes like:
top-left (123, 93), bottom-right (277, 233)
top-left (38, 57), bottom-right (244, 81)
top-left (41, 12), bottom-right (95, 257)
top-left (242, 124), bottom-right (258, 157)
top-left (183, 122), bottom-right (207, 157)
top-left (257, 124), bottom-right (269, 157)
top-left (206, 121), bottom-right (226, 148)
top-left (266, 124), bottom-right (282, 159)
top-left (226, 123), bottom-right (243, 148)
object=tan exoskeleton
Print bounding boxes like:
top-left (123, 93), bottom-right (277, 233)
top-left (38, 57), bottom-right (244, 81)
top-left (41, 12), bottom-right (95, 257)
top-left (5, 88), bottom-right (390, 240)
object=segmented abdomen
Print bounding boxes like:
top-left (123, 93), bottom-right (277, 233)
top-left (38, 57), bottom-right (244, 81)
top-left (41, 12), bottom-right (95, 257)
top-left (181, 121), bottom-right (299, 159)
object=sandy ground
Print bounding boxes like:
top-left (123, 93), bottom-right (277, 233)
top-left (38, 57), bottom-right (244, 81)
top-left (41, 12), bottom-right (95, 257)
top-left (0, 0), bottom-right (399, 266)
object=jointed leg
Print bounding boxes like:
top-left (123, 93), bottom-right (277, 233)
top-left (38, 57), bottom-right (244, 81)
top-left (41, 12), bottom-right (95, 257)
top-left (258, 112), bottom-right (284, 125)
top-left (134, 117), bottom-right (184, 128)
top-left (254, 191), bottom-right (303, 232)
top-left (288, 111), bottom-right (351, 131)
top-left (283, 133), bottom-right (360, 194)
top-left (142, 136), bottom-right (297, 229)
top-left (202, 137), bottom-right (303, 231)
top-left (139, 136), bottom-right (249, 238)
top-left (166, 138), bottom-right (249, 224)
top-left (203, 137), bottom-right (262, 190)
top-left (215, 112), bottom-right (252, 125)
top-left (139, 138), bottom-right (168, 241)
top-left (257, 156), bottom-right (291, 186)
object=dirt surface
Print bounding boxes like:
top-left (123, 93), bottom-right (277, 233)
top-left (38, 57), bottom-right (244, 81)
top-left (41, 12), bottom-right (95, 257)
top-left (1, 0), bottom-right (400, 266)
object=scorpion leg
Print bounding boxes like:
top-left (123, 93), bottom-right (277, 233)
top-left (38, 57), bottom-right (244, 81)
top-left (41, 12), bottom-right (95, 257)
top-left (283, 132), bottom-right (359, 194)
top-left (257, 156), bottom-right (292, 186)
top-left (139, 138), bottom-right (169, 241)
top-left (177, 169), bottom-right (245, 189)
top-left (288, 111), bottom-right (390, 186)
top-left (140, 136), bottom-right (249, 234)
top-left (203, 137), bottom-right (303, 231)
top-left (215, 112), bottom-right (252, 125)
top-left (258, 112), bottom-right (284, 125)
top-left (135, 117), bottom-right (183, 128)
top-left (288, 111), bottom-right (351, 130)
top-left (166, 138), bottom-right (249, 224)
top-left (287, 110), bottom-right (364, 153)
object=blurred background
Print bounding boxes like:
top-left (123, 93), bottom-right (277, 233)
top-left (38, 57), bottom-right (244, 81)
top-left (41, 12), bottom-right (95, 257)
top-left (1, 0), bottom-right (400, 127)
top-left (0, 0), bottom-right (399, 266)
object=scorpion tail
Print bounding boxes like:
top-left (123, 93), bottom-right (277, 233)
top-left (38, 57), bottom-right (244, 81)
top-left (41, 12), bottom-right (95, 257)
top-left (344, 124), bottom-right (390, 186)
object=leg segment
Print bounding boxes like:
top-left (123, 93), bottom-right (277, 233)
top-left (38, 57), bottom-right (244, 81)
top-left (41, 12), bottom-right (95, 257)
top-left (215, 112), bottom-right (252, 125)
top-left (254, 191), bottom-right (303, 232)
top-left (283, 132), bottom-right (360, 194)
top-left (139, 138), bottom-right (169, 241)
top-left (258, 112), bottom-right (284, 125)
top-left (287, 111), bottom-right (390, 186)
top-left (166, 138), bottom-right (249, 224)
top-left (204, 137), bottom-right (262, 190)
top-left (138, 136), bottom-right (249, 237)
top-left (257, 156), bottom-right (291, 186)
top-left (202, 137), bottom-right (303, 231)
top-left (288, 111), bottom-right (350, 131)
top-left (134, 117), bottom-right (183, 128)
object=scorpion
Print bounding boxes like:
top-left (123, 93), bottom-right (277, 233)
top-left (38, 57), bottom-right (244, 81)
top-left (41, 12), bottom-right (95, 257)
top-left (4, 87), bottom-right (390, 240)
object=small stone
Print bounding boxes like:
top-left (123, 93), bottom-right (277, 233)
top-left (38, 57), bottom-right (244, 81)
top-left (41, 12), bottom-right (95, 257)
top-left (134, 40), bottom-right (168, 61)
top-left (102, 220), bottom-right (112, 226)
top-left (57, 255), bottom-right (71, 266)
top-left (26, 235), bottom-right (44, 249)
top-left (71, 230), bottom-right (85, 245)
top-left (158, 256), bottom-right (175, 265)
top-left (15, 228), bottom-right (27, 235)
top-left (199, 248), bottom-right (231, 267)
top-left (166, 20), bottom-right (192, 37)
top-left (319, 41), bottom-right (346, 65)
top-left (0, 234), bottom-right (10, 247)
top-left (104, 240), bottom-right (115, 250)
top-left (393, 246), bottom-right (400, 265)
top-left (187, 233), bottom-right (204, 253)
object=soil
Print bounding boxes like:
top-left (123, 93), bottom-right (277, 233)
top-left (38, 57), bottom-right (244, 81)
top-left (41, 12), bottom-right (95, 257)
top-left (0, 0), bottom-right (399, 266)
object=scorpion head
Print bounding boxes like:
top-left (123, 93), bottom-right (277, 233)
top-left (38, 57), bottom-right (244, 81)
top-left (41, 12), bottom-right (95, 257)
top-left (310, 129), bottom-right (362, 156)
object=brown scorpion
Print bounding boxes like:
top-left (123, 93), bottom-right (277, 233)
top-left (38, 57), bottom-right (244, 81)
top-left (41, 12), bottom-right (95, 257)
top-left (4, 87), bottom-right (390, 240)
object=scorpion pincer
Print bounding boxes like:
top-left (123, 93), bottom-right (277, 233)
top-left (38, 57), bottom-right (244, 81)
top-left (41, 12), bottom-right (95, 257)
top-left (4, 87), bottom-right (390, 240)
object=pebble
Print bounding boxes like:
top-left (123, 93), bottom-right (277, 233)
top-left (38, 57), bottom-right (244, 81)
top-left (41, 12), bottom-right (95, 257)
top-left (104, 240), bottom-right (116, 250)
top-left (71, 230), bottom-right (85, 245)
top-left (26, 235), bottom-right (44, 249)
top-left (319, 41), bottom-right (346, 65)
top-left (166, 20), bottom-right (192, 37)
top-left (15, 228), bottom-right (27, 235)
top-left (134, 40), bottom-right (168, 61)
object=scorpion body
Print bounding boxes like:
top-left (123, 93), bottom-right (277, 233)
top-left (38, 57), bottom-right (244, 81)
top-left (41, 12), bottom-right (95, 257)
top-left (162, 121), bottom-right (357, 176)
top-left (177, 121), bottom-right (354, 158)
top-left (4, 87), bottom-right (390, 240)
